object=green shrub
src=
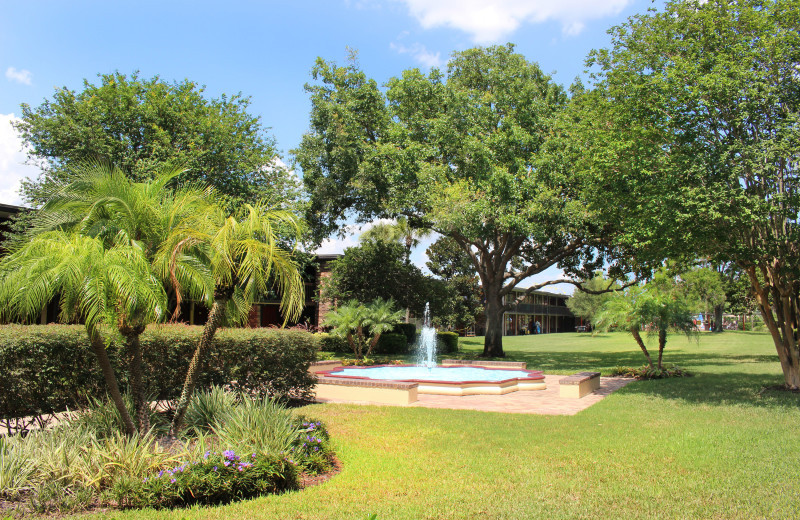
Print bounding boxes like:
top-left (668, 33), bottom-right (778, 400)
top-left (212, 398), bottom-right (300, 456)
top-left (71, 393), bottom-right (166, 439)
top-left (0, 324), bottom-right (319, 424)
top-left (127, 451), bottom-right (297, 508)
top-left (610, 365), bottom-right (692, 379)
top-left (391, 323), bottom-right (417, 345)
top-left (184, 386), bottom-right (238, 433)
top-left (437, 332), bottom-right (459, 354)
top-left (0, 439), bottom-right (34, 499)
top-left (292, 418), bottom-right (334, 475)
top-left (316, 332), bottom-right (349, 353)
top-left (0, 325), bottom-right (112, 429)
top-left (375, 333), bottom-right (409, 355)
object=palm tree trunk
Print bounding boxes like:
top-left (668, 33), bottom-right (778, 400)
top-left (88, 332), bottom-right (136, 436)
top-left (657, 329), bottom-right (667, 369)
top-left (170, 298), bottom-right (226, 436)
top-left (122, 327), bottom-right (149, 435)
top-left (631, 328), bottom-right (653, 367)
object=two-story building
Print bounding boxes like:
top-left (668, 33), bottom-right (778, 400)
top-left (474, 288), bottom-right (577, 336)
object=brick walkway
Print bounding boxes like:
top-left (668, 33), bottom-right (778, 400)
top-left (317, 375), bottom-right (635, 415)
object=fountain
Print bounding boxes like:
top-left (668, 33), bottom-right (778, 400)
top-left (316, 303), bottom-right (547, 397)
top-left (416, 302), bottom-right (437, 368)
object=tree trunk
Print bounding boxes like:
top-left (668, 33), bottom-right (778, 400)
top-left (122, 327), bottom-right (149, 435)
top-left (713, 304), bottom-right (724, 333)
top-left (170, 298), bottom-right (226, 436)
top-left (88, 331), bottom-right (136, 436)
top-left (657, 328), bottom-right (667, 369)
top-left (747, 267), bottom-right (800, 389)
top-left (631, 328), bottom-right (653, 367)
top-left (482, 288), bottom-right (505, 357)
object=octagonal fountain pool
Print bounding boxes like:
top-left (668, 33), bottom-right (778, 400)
top-left (314, 304), bottom-right (546, 402)
top-left (319, 364), bottom-right (546, 396)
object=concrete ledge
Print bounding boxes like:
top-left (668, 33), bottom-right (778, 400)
top-left (419, 379), bottom-right (546, 396)
top-left (441, 359), bottom-right (527, 370)
top-left (309, 360), bottom-right (343, 373)
top-left (559, 371), bottom-right (601, 398)
top-left (314, 376), bottom-right (418, 405)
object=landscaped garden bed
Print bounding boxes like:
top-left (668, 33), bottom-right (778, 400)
top-left (0, 387), bottom-right (337, 516)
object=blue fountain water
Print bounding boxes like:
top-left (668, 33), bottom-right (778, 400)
top-left (334, 365), bottom-right (531, 382)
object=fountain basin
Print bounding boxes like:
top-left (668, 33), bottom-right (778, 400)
top-left (318, 364), bottom-right (546, 396)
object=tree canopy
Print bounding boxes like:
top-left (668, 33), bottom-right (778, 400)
top-left (296, 45), bottom-right (627, 356)
top-left (14, 71), bottom-right (300, 208)
top-left (583, 0), bottom-right (800, 387)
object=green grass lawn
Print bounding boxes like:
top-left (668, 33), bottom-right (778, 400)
top-left (90, 331), bottom-right (799, 520)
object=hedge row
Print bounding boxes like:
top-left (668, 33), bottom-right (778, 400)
top-left (0, 324), bottom-right (318, 422)
top-left (318, 328), bottom-right (459, 356)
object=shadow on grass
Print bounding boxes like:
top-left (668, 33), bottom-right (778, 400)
top-left (616, 372), bottom-right (799, 410)
top-left (500, 350), bottom-right (779, 373)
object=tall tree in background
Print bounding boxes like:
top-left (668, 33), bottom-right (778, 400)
top-left (566, 272), bottom-right (620, 334)
top-left (13, 71), bottom-right (300, 208)
top-left (425, 236), bottom-right (483, 331)
top-left (584, 0), bottom-right (800, 388)
top-left (678, 266), bottom-right (726, 332)
top-left (322, 240), bottom-right (431, 316)
top-left (296, 45), bottom-right (626, 357)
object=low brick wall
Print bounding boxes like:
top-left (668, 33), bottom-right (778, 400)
top-left (309, 360), bottom-right (342, 373)
top-left (441, 359), bottom-right (527, 370)
top-left (314, 375), bottom-right (419, 405)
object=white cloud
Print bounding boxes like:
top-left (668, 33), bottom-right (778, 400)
top-left (396, 0), bottom-right (631, 42)
top-left (0, 114), bottom-right (39, 206)
top-left (5, 67), bottom-right (32, 86)
top-left (390, 42), bottom-right (443, 68)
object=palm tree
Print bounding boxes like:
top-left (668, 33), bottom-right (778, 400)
top-left (323, 298), bottom-right (404, 359)
top-left (595, 282), bottom-right (697, 369)
top-left (0, 232), bottom-right (167, 436)
top-left (166, 202), bottom-right (306, 435)
top-left (30, 162), bottom-right (215, 434)
top-left (594, 286), bottom-right (655, 367)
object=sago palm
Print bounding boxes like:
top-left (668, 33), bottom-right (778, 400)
top-left (166, 202), bottom-right (305, 435)
top-left (0, 232), bottom-right (167, 436)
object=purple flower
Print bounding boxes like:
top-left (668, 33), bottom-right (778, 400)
top-left (213, 466), bottom-right (218, 471)
top-left (170, 478), bottom-right (176, 483)
top-left (223, 450), bottom-right (236, 460)
top-left (224, 460), bottom-right (231, 467)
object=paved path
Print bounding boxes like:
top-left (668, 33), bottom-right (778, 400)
top-left (317, 375), bottom-right (635, 415)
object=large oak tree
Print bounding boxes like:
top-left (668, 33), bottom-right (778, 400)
top-left (295, 45), bottom-right (624, 356)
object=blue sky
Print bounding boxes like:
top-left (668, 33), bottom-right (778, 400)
top-left (0, 0), bottom-right (656, 291)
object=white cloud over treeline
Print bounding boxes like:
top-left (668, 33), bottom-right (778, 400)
top-left (0, 114), bottom-right (39, 206)
top-left (397, 0), bottom-right (631, 41)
